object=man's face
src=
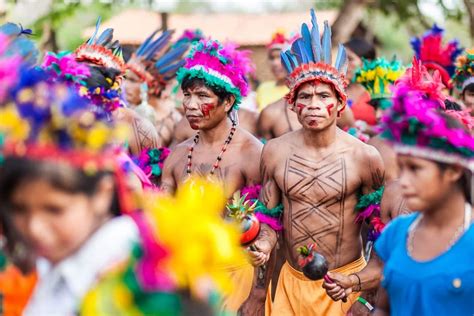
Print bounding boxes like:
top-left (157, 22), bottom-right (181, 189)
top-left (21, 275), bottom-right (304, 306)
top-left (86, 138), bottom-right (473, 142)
top-left (182, 83), bottom-right (232, 130)
top-left (123, 70), bottom-right (143, 106)
top-left (463, 90), bottom-right (474, 114)
top-left (292, 81), bottom-right (342, 131)
top-left (268, 49), bottom-right (286, 82)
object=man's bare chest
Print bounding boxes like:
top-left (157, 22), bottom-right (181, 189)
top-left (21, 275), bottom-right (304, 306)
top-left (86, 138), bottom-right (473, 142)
top-left (274, 153), bottom-right (359, 204)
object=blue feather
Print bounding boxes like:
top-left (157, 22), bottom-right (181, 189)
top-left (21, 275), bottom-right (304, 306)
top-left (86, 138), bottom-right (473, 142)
top-left (95, 28), bottom-right (113, 46)
top-left (136, 30), bottom-right (159, 56)
top-left (301, 23), bottom-right (314, 62)
top-left (286, 51), bottom-right (299, 69)
top-left (322, 21), bottom-right (332, 64)
top-left (291, 39), bottom-right (303, 64)
top-left (155, 43), bottom-right (188, 70)
top-left (19, 24), bottom-right (33, 36)
top-left (144, 31), bottom-right (172, 60)
top-left (310, 9), bottom-right (321, 62)
top-left (297, 39), bottom-right (310, 64)
top-left (87, 16), bottom-right (101, 45)
top-left (334, 44), bottom-right (347, 73)
top-left (158, 60), bottom-right (185, 75)
top-left (280, 50), bottom-right (292, 73)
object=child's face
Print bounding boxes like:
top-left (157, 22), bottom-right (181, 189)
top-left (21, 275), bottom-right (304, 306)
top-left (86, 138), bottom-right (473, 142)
top-left (9, 178), bottom-right (113, 264)
top-left (397, 155), bottom-right (462, 212)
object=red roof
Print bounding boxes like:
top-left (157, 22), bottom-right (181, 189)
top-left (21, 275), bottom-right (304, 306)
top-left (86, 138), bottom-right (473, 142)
top-left (83, 9), bottom-right (338, 46)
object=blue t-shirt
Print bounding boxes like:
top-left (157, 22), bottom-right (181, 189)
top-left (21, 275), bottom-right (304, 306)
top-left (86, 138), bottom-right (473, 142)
top-left (375, 213), bottom-right (474, 316)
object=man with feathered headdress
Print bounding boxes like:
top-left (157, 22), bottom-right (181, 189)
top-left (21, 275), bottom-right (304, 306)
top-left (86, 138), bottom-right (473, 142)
top-left (241, 9), bottom-right (387, 315)
top-left (161, 39), bottom-right (264, 313)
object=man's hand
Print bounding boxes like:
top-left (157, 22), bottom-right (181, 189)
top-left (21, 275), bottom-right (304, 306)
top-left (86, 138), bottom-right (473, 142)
top-left (246, 227), bottom-right (275, 267)
top-left (322, 271), bottom-right (356, 301)
top-left (247, 249), bottom-right (269, 267)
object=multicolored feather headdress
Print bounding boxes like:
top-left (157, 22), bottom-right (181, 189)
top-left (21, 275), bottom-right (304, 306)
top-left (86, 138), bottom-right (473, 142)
top-left (411, 24), bottom-right (463, 89)
top-left (81, 177), bottom-right (246, 315)
top-left (127, 30), bottom-right (189, 96)
top-left (176, 39), bottom-right (249, 109)
top-left (0, 22), bottom-right (38, 66)
top-left (281, 9), bottom-right (348, 106)
top-left (354, 57), bottom-right (405, 109)
top-left (380, 58), bottom-right (473, 170)
top-left (71, 18), bottom-right (126, 115)
top-left (75, 17), bottom-right (125, 72)
top-left (0, 65), bottom-right (133, 212)
top-left (0, 33), bottom-right (23, 103)
top-left (267, 30), bottom-right (292, 51)
top-left (452, 48), bottom-right (474, 92)
top-left (173, 28), bottom-right (205, 48)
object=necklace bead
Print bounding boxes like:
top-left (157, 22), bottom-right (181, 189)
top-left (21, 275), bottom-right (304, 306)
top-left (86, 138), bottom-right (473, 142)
top-left (186, 123), bottom-right (237, 176)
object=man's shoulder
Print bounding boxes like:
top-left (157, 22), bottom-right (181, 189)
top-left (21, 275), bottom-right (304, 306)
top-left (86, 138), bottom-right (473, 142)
top-left (339, 130), bottom-right (380, 159)
top-left (237, 127), bottom-right (263, 153)
top-left (264, 130), bottom-right (299, 155)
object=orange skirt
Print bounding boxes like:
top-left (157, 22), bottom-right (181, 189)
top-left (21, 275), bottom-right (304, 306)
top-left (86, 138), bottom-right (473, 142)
top-left (272, 256), bottom-right (366, 316)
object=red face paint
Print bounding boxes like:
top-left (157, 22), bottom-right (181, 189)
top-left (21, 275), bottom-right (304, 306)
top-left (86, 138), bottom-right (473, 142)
top-left (326, 103), bottom-right (334, 116)
top-left (308, 120), bottom-right (317, 126)
top-left (296, 103), bottom-right (305, 116)
top-left (200, 103), bottom-right (215, 117)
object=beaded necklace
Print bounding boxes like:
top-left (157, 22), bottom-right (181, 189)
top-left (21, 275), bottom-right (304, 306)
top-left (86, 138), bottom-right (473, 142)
top-left (186, 122), bottom-right (237, 176)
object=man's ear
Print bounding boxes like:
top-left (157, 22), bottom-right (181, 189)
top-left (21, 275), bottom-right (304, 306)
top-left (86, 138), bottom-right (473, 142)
top-left (223, 95), bottom-right (236, 112)
top-left (336, 99), bottom-right (345, 117)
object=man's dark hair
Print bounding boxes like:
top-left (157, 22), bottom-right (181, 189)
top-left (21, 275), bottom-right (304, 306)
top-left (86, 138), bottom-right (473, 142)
top-left (344, 38), bottom-right (376, 60)
top-left (181, 76), bottom-right (234, 106)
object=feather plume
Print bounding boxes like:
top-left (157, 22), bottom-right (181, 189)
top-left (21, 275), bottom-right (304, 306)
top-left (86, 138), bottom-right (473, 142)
top-left (280, 51), bottom-right (292, 73)
top-left (136, 30), bottom-right (159, 56)
top-left (322, 21), bottom-right (332, 64)
top-left (87, 16), bottom-right (102, 45)
top-left (301, 23), bottom-right (314, 62)
top-left (95, 28), bottom-right (113, 46)
top-left (155, 43), bottom-right (188, 69)
top-left (310, 8), bottom-right (321, 62)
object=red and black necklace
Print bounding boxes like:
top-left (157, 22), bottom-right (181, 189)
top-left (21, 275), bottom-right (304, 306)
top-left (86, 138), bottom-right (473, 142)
top-left (186, 122), bottom-right (237, 176)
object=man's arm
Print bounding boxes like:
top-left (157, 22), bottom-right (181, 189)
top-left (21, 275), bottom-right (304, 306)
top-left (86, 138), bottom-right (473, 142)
top-left (323, 145), bottom-right (385, 310)
top-left (160, 145), bottom-right (182, 194)
top-left (239, 142), bottom-right (281, 315)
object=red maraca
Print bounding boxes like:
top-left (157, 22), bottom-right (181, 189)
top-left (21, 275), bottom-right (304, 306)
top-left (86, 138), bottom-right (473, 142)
top-left (297, 243), bottom-right (347, 302)
top-left (226, 193), bottom-right (260, 246)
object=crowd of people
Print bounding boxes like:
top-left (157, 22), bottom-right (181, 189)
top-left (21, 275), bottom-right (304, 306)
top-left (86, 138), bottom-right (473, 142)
top-left (0, 7), bottom-right (473, 316)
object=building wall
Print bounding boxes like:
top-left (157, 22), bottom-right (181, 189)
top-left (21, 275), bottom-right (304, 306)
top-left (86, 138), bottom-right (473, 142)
top-left (243, 45), bottom-right (275, 86)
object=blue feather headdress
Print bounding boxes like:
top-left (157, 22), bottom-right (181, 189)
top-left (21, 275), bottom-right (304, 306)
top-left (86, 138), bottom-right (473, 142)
top-left (75, 17), bottom-right (125, 72)
top-left (127, 29), bottom-right (189, 96)
top-left (281, 9), bottom-right (348, 106)
top-left (0, 22), bottom-right (38, 65)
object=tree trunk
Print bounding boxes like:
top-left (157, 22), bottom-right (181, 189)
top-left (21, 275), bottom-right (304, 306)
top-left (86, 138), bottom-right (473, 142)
top-left (331, 0), bottom-right (372, 44)
top-left (40, 21), bottom-right (58, 53)
top-left (464, 0), bottom-right (474, 44)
